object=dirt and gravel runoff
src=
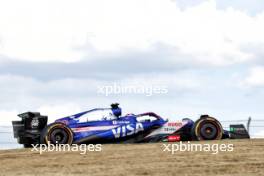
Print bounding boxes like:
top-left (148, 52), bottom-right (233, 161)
top-left (0, 139), bottom-right (264, 176)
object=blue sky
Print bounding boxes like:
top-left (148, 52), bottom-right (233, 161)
top-left (0, 0), bottom-right (264, 137)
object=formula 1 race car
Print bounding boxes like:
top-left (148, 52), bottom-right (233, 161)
top-left (12, 103), bottom-right (250, 147)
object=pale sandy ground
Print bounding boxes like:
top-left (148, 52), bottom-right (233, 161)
top-left (0, 139), bottom-right (264, 176)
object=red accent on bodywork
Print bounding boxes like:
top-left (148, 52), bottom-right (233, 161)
top-left (168, 122), bottom-right (183, 127)
top-left (168, 135), bottom-right (181, 142)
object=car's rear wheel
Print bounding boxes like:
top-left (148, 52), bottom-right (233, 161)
top-left (192, 115), bottom-right (223, 140)
top-left (41, 123), bottom-right (73, 145)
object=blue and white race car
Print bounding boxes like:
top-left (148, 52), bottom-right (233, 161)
top-left (12, 103), bottom-right (249, 147)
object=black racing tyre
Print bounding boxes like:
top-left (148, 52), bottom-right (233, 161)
top-left (192, 115), bottom-right (223, 141)
top-left (40, 123), bottom-right (73, 145)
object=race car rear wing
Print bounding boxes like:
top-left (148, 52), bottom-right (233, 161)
top-left (16, 112), bottom-right (47, 131)
top-left (12, 112), bottom-right (48, 146)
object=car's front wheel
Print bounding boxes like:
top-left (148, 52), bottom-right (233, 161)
top-left (192, 115), bottom-right (223, 140)
top-left (40, 123), bottom-right (73, 145)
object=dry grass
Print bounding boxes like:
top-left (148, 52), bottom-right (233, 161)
top-left (0, 139), bottom-right (264, 176)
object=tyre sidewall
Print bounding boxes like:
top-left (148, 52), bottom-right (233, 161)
top-left (40, 123), bottom-right (73, 145)
top-left (192, 116), bottom-right (223, 141)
